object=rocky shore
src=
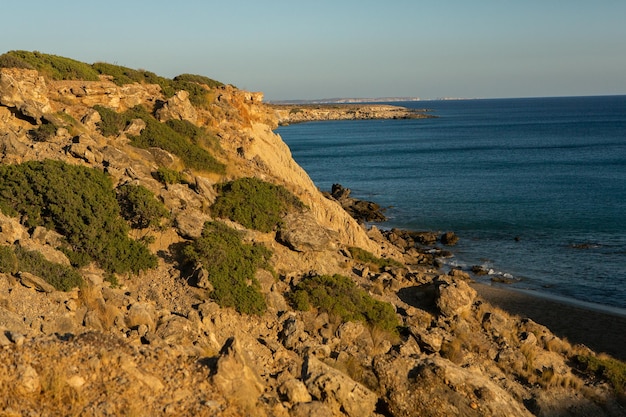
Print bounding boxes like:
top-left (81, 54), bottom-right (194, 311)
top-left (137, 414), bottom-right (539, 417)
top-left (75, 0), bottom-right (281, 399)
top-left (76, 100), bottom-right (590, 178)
top-left (0, 54), bottom-right (624, 416)
top-left (269, 103), bottom-right (433, 125)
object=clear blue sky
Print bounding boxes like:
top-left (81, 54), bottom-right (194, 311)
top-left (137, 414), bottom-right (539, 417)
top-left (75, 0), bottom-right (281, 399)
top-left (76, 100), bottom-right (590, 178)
top-left (2, 0), bottom-right (625, 101)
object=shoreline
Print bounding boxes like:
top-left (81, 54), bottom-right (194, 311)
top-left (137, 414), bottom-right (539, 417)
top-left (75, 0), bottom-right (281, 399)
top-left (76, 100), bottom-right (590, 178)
top-left (472, 282), bottom-right (626, 361)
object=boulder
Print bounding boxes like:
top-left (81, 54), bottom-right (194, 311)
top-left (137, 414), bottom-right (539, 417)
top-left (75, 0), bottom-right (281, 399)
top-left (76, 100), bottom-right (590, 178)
top-left (276, 211), bottom-right (334, 252)
top-left (441, 231), bottom-right (459, 245)
top-left (303, 355), bottom-right (378, 417)
top-left (18, 271), bottom-right (56, 293)
top-left (212, 337), bottom-right (264, 408)
top-left (0, 212), bottom-right (28, 244)
top-left (327, 184), bottom-right (386, 223)
top-left (155, 90), bottom-right (198, 123)
top-left (435, 276), bottom-right (477, 318)
top-left (278, 378), bottom-right (312, 403)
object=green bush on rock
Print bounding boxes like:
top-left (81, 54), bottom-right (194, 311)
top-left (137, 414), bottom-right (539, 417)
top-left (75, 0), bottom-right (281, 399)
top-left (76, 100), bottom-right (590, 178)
top-left (288, 273), bottom-right (399, 334)
top-left (348, 247), bottom-right (403, 272)
top-left (116, 183), bottom-right (170, 229)
top-left (94, 105), bottom-right (225, 174)
top-left (183, 221), bottom-right (271, 316)
top-left (0, 160), bottom-right (155, 274)
top-left (211, 178), bottom-right (304, 233)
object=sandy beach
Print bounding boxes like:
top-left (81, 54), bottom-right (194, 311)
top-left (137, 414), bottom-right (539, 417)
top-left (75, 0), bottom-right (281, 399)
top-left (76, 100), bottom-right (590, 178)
top-left (472, 283), bottom-right (626, 361)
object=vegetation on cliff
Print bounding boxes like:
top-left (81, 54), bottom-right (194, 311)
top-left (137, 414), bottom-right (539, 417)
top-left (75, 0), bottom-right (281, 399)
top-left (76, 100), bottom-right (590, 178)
top-left (0, 246), bottom-right (84, 291)
top-left (0, 160), bottom-right (155, 274)
top-left (211, 177), bottom-right (304, 233)
top-left (116, 183), bottom-right (170, 230)
top-left (182, 221), bottom-right (271, 315)
top-left (94, 105), bottom-right (225, 173)
top-left (0, 50), bottom-right (224, 106)
top-left (289, 273), bottom-right (400, 334)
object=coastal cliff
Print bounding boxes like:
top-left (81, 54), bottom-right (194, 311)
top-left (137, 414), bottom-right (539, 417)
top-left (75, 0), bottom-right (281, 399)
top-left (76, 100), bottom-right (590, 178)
top-left (0, 51), bottom-right (624, 416)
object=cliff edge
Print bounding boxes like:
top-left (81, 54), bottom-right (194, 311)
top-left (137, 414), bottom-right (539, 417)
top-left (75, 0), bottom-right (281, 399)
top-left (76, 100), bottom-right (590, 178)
top-left (0, 51), bottom-right (623, 416)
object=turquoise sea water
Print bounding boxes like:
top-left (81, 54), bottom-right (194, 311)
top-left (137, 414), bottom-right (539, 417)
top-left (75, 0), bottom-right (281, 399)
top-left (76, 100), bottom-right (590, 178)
top-left (276, 95), bottom-right (626, 310)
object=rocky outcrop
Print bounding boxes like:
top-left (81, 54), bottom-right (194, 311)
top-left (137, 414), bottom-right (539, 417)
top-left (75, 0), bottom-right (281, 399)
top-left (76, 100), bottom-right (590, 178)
top-left (271, 103), bottom-right (432, 125)
top-left (326, 183), bottom-right (387, 223)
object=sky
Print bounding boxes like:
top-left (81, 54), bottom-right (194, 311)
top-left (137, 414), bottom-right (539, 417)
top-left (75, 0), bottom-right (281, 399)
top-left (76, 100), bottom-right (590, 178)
top-left (2, 0), bottom-right (625, 101)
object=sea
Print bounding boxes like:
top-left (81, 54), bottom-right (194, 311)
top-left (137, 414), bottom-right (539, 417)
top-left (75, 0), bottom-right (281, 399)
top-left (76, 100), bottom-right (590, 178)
top-left (276, 95), bottom-right (626, 312)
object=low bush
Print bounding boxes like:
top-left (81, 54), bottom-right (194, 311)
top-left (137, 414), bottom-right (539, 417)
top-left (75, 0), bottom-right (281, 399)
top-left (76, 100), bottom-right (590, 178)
top-left (348, 247), bottom-right (404, 272)
top-left (28, 121), bottom-right (57, 142)
top-left (0, 160), bottom-right (155, 274)
top-left (577, 354), bottom-right (626, 396)
top-left (211, 178), bottom-right (304, 233)
top-left (173, 73), bottom-right (224, 89)
top-left (154, 167), bottom-right (186, 185)
top-left (0, 245), bottom-right (18, 274)
top-left (0, 50), bottom-right (99, 81)
top-left (288, 273), bottom-right (399, 333)
top-left (183, 221), bottom-right (271, 316)
top-left (14, 246), bottom-right (83, 291)
top-left (94, 105), bottom-right (225, 174)
top-left (116, 183), bottom-right (169, 229)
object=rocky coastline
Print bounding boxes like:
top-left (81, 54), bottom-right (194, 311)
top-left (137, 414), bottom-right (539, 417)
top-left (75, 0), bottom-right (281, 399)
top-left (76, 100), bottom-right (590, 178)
top-left (0, 54), bottom-right (624, 416)
top-left (269, 103), bottom-right (433, 125)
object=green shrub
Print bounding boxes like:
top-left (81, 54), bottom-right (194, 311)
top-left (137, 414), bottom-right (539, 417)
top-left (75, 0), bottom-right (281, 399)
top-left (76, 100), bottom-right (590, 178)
top-left (183, 221), bottom-right (271, 315)
top-left (13, 246), bottom-right (84, 291)
top-left (288, 274), bottom-right (399, 333)
top-left (348, 247), bottom-right (404, 272)
top-left (0, 50), bottom-right (99, 81)
top-left (0, 245), bottom-right (18, 274)
top-left (93, 105), bottom-right (128, 137)
top-left (211, 178), bottom-right (304, 233)
top-left (116, 183), bottom-right (169, 229)
top-left (0, 160), bottom-right (155, 274)
top-left (577, 354), bottom-right (626, 395)
top-left (93, 105), bottom-right (225, 174)
top-left (154, 167), bottom-right (186, 185)
top-left (173, 73), bottom-right (224, 89)
top-left (28, 121), bottom-right (57, 142)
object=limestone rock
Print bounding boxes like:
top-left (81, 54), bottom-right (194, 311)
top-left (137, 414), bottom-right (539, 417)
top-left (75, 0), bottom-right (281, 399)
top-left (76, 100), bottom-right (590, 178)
top-left (276, 211), bottom-right (335, 252)
top-left (155, 90), bottom-right (198, 123)
top-left (0, 212), bottom-right (28, 244)
top-left (435, 276), bottom-right (477, 318)
top-left (278, 378), bottom-right (312, 403)
top-left (17, 365), bottom-right (41, 395)
top-left (126, 302), bottom-right (156, 331)
top-left (0, 68), bottom-right (52, 123)
top-left (212, 337), bottom-right (264, 408)
top-left (303, 355), bottom-right (378, 417)
top-left (18, 271), bottom-right (56, 293)
top-left (280, 315), bottom-right (304, 349)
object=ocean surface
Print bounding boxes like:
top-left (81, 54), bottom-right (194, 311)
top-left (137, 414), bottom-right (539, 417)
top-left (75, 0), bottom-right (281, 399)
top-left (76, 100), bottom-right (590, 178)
top-left (276, 95), bottom-right (626, 311)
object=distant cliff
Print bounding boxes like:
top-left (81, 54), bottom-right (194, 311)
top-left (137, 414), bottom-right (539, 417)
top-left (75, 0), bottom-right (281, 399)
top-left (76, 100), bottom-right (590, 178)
top-left (270, 103), bottom-right (433, 125)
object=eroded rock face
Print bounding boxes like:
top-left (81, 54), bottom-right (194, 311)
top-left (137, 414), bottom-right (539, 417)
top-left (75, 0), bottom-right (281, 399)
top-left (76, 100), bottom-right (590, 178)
top-left (277, 211), bottom-right (336, 252)
top-left (155, 90), bottom-right (198, 123)
top-left (303, 355), bottom-right (378, 417)
top-left (0, 68), bottom-right (52, 123)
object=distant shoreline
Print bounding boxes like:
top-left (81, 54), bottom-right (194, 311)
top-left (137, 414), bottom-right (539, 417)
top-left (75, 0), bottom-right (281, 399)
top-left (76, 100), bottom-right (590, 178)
top-left (269, 103), bottom-right (435, 125)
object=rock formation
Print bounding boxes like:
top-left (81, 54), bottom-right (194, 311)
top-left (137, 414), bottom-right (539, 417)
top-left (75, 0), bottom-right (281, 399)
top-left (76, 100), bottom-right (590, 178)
top-left (0, 55), bottom-right (624, 416)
